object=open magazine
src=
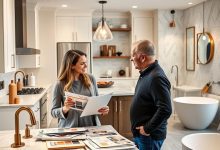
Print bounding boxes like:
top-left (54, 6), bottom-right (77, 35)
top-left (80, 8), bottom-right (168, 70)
top-left (46, 140), bottom-right (85, 150)
top-left (65, 92), bottom-right (112, 117)
top-left (36, 128), bottom-right (87, 141)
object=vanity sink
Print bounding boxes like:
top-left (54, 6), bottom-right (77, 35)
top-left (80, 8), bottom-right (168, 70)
top-left (173, 85), bottom-right (202, 97)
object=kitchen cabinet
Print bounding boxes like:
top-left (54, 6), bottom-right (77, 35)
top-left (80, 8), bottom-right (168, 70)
top-left (132, 17), bottom-right (153, 42)
top-left (0, 0), bottom-right (16, 73)
top-left (131, 16), bottom-right (153, 77)
top-left (16, 54), bottom-right (40, 68)
top-left (56, 16), bottom-right (92, 42)
top-left (99, 96), bottom-right (133, 139)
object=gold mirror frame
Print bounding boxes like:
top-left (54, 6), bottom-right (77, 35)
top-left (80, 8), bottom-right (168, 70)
top-left (186, 26), bottom-right (195, 71)
top-left (197, 32), bottom-right (214, 64)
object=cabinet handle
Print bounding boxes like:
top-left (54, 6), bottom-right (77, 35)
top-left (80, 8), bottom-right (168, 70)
top-left (11, 54), bottom-right (15, 68)
top-left (119, 100), bottom-right (122, 112)
top-left (72, 32), bottom-right (75, 41)
top-left (41, 112), bottom-right (47, 121)
top-left (41, 98), bottom-right (47, 107)
top-left (114, 100), bottom-right (117, 112)
top-left (76, 32), bottom-right (78, 41)
top-left (38, 55), bottom-right (40, 66)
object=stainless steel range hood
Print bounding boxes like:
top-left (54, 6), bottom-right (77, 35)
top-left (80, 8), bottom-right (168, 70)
top-left (15, 0), bottom-right (40, 55)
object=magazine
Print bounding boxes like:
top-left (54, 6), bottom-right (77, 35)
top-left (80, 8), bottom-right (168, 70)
top-left (46, 140), bottom-right (85, 150)
top-left (36, 128), bottom-right (87, 141)
top-left (88, 135), bottom-right (134, 148)
top-left (65, 92), bottom-right (112, 117)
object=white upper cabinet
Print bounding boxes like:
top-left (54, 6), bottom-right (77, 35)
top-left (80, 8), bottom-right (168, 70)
top-left (131, 11), bottom-right (154, 77)
top-left (0, 0), bottom-right (16, 73)
top-left (56, 16), bottom-right (92, 42)
top-left (132, 17), bottom-right (153, 42)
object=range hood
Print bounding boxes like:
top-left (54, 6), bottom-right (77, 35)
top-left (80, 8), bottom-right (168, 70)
top-left (15, 0), bottom-right (40, 55)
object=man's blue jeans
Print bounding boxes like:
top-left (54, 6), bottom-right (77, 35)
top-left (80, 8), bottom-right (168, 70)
top-left (134, 135), bottom-right (164, 150)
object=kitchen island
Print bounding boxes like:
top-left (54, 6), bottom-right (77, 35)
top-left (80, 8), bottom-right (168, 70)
top-left (0, 125), bottom-right (136, 150)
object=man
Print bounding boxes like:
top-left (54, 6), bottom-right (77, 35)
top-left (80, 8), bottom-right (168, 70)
top-left (130, 40), bottom-right (172, 150)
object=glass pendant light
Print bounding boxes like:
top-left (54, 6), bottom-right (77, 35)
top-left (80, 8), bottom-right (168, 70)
top-left (93, 1), bottom-right (113, 42)
top-left (202, 2), bottom-right (206, 41)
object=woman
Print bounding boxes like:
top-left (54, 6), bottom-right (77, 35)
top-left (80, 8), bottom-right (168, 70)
top-left (51, 49), bottom-right (109, 128)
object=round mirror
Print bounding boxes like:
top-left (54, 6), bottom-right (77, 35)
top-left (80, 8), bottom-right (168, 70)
top-left (197, 32), bottom-right (214, 64)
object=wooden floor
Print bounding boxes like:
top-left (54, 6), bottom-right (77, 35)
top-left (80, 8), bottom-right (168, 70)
top-left (161, 116), bottom-right (217, 150)
top-left (49, 117), bottom-right (218, 150)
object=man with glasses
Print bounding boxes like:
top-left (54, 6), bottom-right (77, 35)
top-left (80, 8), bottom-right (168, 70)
top-left (130, 40), bottom-right (172, 150)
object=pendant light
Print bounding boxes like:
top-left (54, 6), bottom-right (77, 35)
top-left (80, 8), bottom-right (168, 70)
top-left (93, 0), bottom-right (113, 42)
top-left (202, 2), bottom-right (206, 40)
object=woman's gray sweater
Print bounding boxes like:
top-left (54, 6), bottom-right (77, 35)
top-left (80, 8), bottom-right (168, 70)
top-left (51, 74), bottom-right (101, 128)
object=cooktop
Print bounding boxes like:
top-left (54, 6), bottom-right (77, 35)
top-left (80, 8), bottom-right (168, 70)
top-left (17, 87), bottom-right (44, 95)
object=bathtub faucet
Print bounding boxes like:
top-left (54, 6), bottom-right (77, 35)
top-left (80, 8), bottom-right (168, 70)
top-left (171, 65), bottom-right (179, 86)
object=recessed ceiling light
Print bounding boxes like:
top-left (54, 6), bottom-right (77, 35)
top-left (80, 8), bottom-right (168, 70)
top-left (188, 2), bottom-right (193, 5)
top-left (132, 5), bottom-right (138, 9)
top-left (61, 4), bottom-right (68, 8)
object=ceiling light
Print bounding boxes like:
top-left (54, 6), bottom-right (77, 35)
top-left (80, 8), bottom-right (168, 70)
top-left (93, 1), bottom-right (113, 42)
top-left (202, 2), bottom-right (206, 40)
top-left (132, 5), bottom-right (138, 9)
top-left (61, 4), bottom-right (68, 8)
top-left (188, 2), bottom-right (193, 5)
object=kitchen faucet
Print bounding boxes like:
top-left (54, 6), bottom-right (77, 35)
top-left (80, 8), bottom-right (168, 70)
top-left (14, 70), bottom-right (25, 83)
top-left (11, 106), bottom-right (36, 148)
top-left (171, 65), bottom-right (179, 86)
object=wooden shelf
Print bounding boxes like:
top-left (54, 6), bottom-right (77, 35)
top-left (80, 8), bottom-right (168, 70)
top-left (93, 56), bottom-right (130, 59)
top-left (92, 27), bottom-right (131, 32)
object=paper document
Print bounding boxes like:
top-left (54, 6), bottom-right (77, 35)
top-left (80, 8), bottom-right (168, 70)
top-left (65, 92), bottom-right (112, 117)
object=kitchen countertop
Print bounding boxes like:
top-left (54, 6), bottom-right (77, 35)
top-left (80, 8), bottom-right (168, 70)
top-left (0, 84), bottom-right (52, 108)
top-left (0, 125), bottom-right (136, 150)
top-left (98, 84), bottom-right (135, 96)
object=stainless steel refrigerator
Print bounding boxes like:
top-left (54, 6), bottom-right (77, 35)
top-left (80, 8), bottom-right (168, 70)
top-left (57, 42), bottom-right (92, 75)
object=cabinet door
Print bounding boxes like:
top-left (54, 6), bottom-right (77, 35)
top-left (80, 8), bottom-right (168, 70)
top-left (118, 96), bottom-right (133, 139)
top-left (0, 0), bottom-right (16, 73)
top-left (133, 17), bottom-right (153, 42)
top-left (6, 0), bottom-right (16, 71)
top-left (99, 97), bottom-right (118, 129)
top-left (74, 17), bottom-right (92, 42)
top-left (56, 16), bottom-right (74, 42)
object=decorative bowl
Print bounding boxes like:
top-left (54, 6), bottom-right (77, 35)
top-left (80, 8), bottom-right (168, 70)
top-left (97, 81), bottom-right (114, 88)
top-left (116, 52), bottom-right (122, 56)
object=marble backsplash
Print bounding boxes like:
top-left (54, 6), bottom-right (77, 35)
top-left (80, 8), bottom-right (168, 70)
top-left (0, 72), bottom-right (14, 96)
top-left (183, 0), bottom-right (220, 95)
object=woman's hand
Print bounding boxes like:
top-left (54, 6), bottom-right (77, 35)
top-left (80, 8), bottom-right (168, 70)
top-left (98, 106), bottom-right (109, 116)
top-left (62, 96), bottom-right (75, 114)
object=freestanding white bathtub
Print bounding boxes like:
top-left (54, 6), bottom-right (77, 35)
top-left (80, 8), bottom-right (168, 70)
top-left (173, 97), bottom-right (219, 129)
top-left (182, 133), bottom-right (220, 150)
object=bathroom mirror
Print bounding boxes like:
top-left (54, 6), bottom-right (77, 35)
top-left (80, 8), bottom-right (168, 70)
top-left (197, 32), bottom-right (214, 64)
top-left (186, 27), bottom-right (195, 71)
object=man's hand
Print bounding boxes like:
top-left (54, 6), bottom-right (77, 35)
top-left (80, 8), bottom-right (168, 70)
top-left (136, 126), bottom-right (150, 136)
top-left (98, 106), bottom-right (109, 116)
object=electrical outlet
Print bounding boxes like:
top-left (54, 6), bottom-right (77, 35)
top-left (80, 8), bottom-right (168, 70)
top-left (0, 80), bottom-right (4, 90)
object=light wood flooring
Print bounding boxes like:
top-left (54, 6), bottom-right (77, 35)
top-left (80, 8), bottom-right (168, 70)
top-left (161, 116), bottom-right (218, 150)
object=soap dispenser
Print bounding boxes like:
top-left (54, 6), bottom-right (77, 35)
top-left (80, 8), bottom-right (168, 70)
top-left (17, 78), bottom-right (23, 91)
top-left (29, 73), bottom-right (36, 87)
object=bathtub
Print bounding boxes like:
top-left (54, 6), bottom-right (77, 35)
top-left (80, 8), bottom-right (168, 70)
top-left (182, 133), bottom-right (220, 150)
top-left (173, 97), bottom-right (219, 129)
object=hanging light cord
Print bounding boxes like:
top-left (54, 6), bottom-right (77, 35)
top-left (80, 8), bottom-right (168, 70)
top-left (101, 2), bottom-right (104, 27)
top-left (203, 2), bottom-right (205, 34)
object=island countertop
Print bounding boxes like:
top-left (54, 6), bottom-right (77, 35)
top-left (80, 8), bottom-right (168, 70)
top-left (0, 125), bottom-right (136, 150)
